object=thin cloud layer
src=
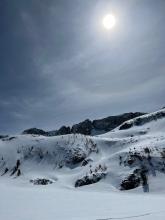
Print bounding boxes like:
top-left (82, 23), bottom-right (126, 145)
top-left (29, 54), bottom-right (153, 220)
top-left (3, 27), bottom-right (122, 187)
top-left (0, 0), bottom-right (165, 133)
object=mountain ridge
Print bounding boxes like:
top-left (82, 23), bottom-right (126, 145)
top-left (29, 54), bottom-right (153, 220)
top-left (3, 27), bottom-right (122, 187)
top-left (22, 112), bottom-right (146, 136)
top-left (0, 108), bottom-right (165, 193)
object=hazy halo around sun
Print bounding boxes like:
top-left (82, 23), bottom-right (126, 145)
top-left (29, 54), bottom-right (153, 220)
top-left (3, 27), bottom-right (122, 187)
top-left (102, 14), bottom-right (116, 30)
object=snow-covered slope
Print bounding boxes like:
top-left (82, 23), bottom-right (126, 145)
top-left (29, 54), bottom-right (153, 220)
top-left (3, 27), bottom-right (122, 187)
top-left (0, 108), bottom-right (165, 220)
top-left (99, 108), bottom-right (165, 191)
top-left (0, 108), bottom-right (165, 193)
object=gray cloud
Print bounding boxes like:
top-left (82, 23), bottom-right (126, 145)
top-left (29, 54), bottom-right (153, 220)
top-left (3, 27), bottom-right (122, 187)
top-left (0, 0), bottom-right (165, 134)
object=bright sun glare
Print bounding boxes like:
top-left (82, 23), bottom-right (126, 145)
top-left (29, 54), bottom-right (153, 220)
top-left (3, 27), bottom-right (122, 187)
top-left (102, 14), bottom-right (116, 30)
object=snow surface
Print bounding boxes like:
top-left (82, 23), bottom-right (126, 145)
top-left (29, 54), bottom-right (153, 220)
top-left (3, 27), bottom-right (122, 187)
top-left (1, 178), bottom-right (165, 220)
top-left (0, 108), bottom-right (165, 220)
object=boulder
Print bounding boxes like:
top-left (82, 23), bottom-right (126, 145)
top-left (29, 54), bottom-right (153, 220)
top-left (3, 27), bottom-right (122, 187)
top-left (120, 174), bottom-right (141, 190)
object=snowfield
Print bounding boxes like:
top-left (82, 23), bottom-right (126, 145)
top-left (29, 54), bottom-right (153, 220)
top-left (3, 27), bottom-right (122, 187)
top-left (1, 179), bottom-right (165, 220)
top-left (0, 108), bottom-right (165, 220)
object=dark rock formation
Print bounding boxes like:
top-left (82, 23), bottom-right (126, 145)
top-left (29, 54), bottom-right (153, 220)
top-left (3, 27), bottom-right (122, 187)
top-left (120, 173), bottom-right (141, 190)
top-left (67, 148), bottom-right (87, 165)
top-left (71, 112), bottom-right (145, 135)
top-left (92, 112), bottom-right (144, 132)
top-left (22, 128), bottom-right (48, 136)
top-left (119, 122), bottom-right (133, 130)
top-left (30, 178), bottom-right (53, 185)
top-left (0, 135), bottom-right (8, 139)
top-left (10, 159), bottom-right (21, 176)
top-left (75, 172), bottom-right (106, 187)
top-left (81, 158), bottom-right (93, 166)
top-left (55, 126), bottom-right (71, 135)
top-left (22, 112), bottom-right (146, 136)
top-left (71, 119), bottom-right (93, 135)
top-left (119, 110), bottom-right (165, 130)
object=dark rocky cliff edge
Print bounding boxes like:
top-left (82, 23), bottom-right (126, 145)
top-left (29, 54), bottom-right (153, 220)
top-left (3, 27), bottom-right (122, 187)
top-left (22, 112), bottom-right (146, 136)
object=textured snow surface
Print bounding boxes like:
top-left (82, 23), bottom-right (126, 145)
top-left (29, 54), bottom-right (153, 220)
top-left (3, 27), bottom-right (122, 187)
top-left (0, 108), bottom-right (165, 219)
top-left (0, 179), bottom-right (165, 220)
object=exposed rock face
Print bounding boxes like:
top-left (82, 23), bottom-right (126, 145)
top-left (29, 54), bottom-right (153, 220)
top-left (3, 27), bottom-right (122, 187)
top-left (119, 122), bottom-right (133, 130)
top-left (30, 178), bottom-right (53, 185)
top-left (75, 164), bottom-right (107, 187)
top-left (0, 135), bottom-right (8, 139)
top-left (10, 159), bottom-right (21, 177)
top-left (22, 112), bottom-right (146, 136)
top-left (120, 167), bottom-right (149, 191)
top-left (55, 126), bottom-right (71, 135)
top-left (120, 173), bottom-right (141, 190)
top-left (81, 158), bottom-right (93, 166)
top-left (119, 110), bottom-right (165, 130)
top-left (71, 119), bottom-right (93, 135)
top-left (92, 112), bottom-right (145, 133)
top-left (66, 148), bottom-right (87, 165)
top-left (22, 128), bottom-right (47, 136)
top-left (75, 172), bottom-right (106, 187)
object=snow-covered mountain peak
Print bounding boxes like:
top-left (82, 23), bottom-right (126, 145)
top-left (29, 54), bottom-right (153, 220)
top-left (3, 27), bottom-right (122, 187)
top-left (118, 108), bottom-right (165, 130)
top-left (0, 108), bottom-right (165, 194)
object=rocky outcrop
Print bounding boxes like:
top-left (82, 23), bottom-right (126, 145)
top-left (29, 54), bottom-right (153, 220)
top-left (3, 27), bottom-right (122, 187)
top-left (75, 172), bottom-right (106, 187)
top-left (120, 173), bottom-right (141, 190)
top-left (81, 158), bottom-right (93, 166)
top-left (55, 126), bottom-right (71, 135)
top-left (75, 164), bottom-right (107, 187)
top-left (22, 128), bottom-right (47, 136)
top-left (71, 119), bottom-right (93, 135)
top-left (22, 112), bottom-right (146, 136)
top-left (0, 135), bottom-right (8, 139)
top-left (120, 167), bottom-right (149, 191)
top-left (119, 110), bottom-right (165, 130)
top-left (66, 148), bottom-right (87, 165)
top-left (30, 178), bottom-right (53, 185)
top-left (92, 112), bottom-right (145, 133)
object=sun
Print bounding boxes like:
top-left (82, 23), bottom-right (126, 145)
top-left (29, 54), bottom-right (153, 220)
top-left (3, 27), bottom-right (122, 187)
top-left (102, 14), bottom-right (116, 30)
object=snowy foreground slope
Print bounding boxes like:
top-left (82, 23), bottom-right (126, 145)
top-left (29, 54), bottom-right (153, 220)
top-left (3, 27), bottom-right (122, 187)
top-left (0, 108), bottom-right (165, 220)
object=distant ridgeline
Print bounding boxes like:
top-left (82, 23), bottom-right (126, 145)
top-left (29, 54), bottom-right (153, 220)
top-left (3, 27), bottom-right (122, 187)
top-left (22, 112), bottom-right (146, 136)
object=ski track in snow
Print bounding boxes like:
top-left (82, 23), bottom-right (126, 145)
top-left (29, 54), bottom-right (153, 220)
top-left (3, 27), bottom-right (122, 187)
top-left (97, 210), bottom-right (165, 220)
top-left (97, 212), bottom-right (151, 220)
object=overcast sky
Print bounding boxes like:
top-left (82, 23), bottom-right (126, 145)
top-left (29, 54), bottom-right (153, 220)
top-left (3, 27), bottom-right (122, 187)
top-left (0, 0), bottom-right (165, 134)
